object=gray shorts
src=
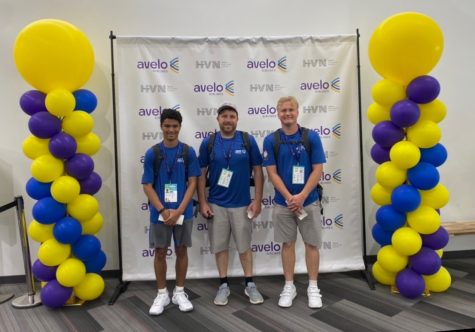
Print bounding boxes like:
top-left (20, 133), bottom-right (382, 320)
top-left (149, 220), bottom-right (193, 249)
top-left (272, 203), bottom-right (322, 247)
top-left (208, 203), bottom-right (252, 254)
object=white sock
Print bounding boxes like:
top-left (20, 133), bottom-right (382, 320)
top-left (309, 280), bottom-right (318, 288)
top-left (158, 288), bottom-right (167, 294)
top-left (285, 280), bottom-right (294, 287)
top-left (175, 286), bottom-right (185, 293)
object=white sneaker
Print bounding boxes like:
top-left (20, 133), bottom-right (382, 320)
top-left (172, 290), bottom-right (194, 312)
top-left (278, 284), bottom-right (297, 308)
top-left (149, 292), bottom-right (170, 315)
top-left (307, 285), bottom-right (322, 308)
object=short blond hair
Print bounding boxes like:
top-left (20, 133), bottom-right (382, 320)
top-left (277, 96), bottom-right (299, 110)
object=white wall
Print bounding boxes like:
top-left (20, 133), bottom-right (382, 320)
top-left (1, 0), bottom-right (474, 276)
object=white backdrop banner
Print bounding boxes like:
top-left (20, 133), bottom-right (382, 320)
top-left (115, 35), bottom-right (364, 281)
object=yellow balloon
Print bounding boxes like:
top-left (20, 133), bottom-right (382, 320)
top-left (73, 273), bottom-right (105, 301)
top-left (13, 19), bottom-right (94, 93)
top-left (420, 184), bottom-right (450, 209)
top-left (372, 261), bottom-right (396, 285)
top-left (435, 249), bottom-right (443, 258)
top-left (419, 99), bottom-right (447, 123)
top-left (423, 266), bottom-right (451, 292)
top-left (407, 205), bottom-right (441, 234)
top-left (367, 102), bottom-right (390, 125)
top-left (392, 226), bottom-right (422, 256)
top-left (62, 111), bottom-right (94, 138)
top-left (81, 212), bottom-right (104, 235)
top-left (371, 79), bottom-right (406, 107)
top-left (28, 219), bottom-right (54, 242)
top-left (56, 258), bottom-right (86, 287)
top-left (76, 132), bottom-right (101, 155)
top-left (390, 141), bottom-right (421, 169)
top-left (38, 238), bottom-right (71, 266)
top-left (67, 194), bottom-right (99, 222)
top-left (377, 245), bottom-right (408, 273)
top-left (407, 120), bottom-right (441, 148)
top-left (31, 154), bottom-right (64, 183)
top-left (368, 12), bottom-right (444, 85)
top-left (375, 161), bottom-right (406, 189)
top-left (370, 183), bottom-right (392, 205)
top-left (22, 135), bottom-right (49, 159)
top-left (45, 89), bottom-right (76, 117)
top-left (51, 175), bottom-right (80, 203)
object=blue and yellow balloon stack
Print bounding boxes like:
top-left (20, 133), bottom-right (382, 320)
top-left (13, 19), bottom-right (106, 308)
top-left (367, 13), bottom-right (451, 298)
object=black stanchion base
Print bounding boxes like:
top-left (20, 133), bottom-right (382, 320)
top-left (361, 268), bottom-right (376, 290)
top-left (0, 293), bottom-right (14, 304)
top-left (108, 281), bottom-right (129, 305)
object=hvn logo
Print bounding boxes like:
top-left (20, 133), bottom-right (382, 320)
top-left (136, 57), bottom-right (179, 73)
top-left (321, 214), bottom-right (344, 229)
top-left (300, 77), bottom-right (341, 92)
top-left (247, 56), bottom-right (287, 71)
top-left (193, 80), bottom-right (234, 96)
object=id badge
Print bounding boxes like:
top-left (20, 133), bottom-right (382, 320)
top-left (218, 168), bottom-right (233, 188)
top-left (292, 166), bottom-right (305, 184)
top-left (164, 183), bottom-right (178, 202)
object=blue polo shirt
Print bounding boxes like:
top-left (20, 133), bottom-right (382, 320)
top-left (199, 132), bottom-right (263, 208)
top-left (262, 128), bottom-right (326, 207)
top-left (142, 142), bottom-right (201, 224)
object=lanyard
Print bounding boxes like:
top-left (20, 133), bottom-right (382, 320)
top-left (160, 142), bottom-right (181, 182)
top-left (280, 127), bottom-right (302, 165)
top-left (218, 132), bottom-right (236, 169)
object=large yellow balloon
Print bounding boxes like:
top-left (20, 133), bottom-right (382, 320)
top-left (392, 226), bottom-right (422, 256)
top-left (62, 111), bottom-right (94, 138)
top-left (370, 183), bottom-right (392, 205)
top-left (390, 141), bottom-right (421, 169)
top-left (38, 238), bottom-right (71, 266)
top-left (73, 273), bottom-right (105, 301)
top-left (420, 184), bottom-right (450, 209)
top-left (371, 79), bottom-right (405, 107)
top-left (31, 154), bottom-right (64, 183)
top-left (367, 103), bottom-right (390, 125)
top-left (76, 132), bottom-right (101, 155)
top-left (423, 266), bottom-right (451, 292)
top-left (28, 219), bottom-right (54, 242)
top-left (51, 175), bottom-right (81, 203)
top-left (56, 258), bottom-right (86, 287)
top-left (368, 12), bottom-right (444, 85)
top-left (22, 135), bottom-right (49, 160)
top-left (407, 205), bottom-right (441, 234)
top-left (407, 120), bottom-right (441, 148)
top-left (377, 245), bottom-right (408, 273)
top-left (375, 161), bottom-right (406, 189)
top-left (81, 212), bottom-right (104, 235)
top-left (372, 261), bottom-right (396, 285)
top-left (419, 99), bottom-right (447, 123)
top-left (67, 194), bottom-right (99, 222)
top-left (13, 19), bottom-right (94, 93)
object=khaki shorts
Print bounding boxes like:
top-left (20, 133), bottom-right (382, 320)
top-left (272, 203), bottom-right (322, 247)
top-left (149, 220), bottom-right (193, 249)
top-left (208, 203), bottom-right (252, 254)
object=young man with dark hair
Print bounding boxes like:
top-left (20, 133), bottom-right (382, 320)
top-left (142, 108), bottom-right (201, 315)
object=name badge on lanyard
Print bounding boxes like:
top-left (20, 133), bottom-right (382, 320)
top-left (292, 166), bottom-right (305, 184)
top-left (164, 183), bottom-right (178, 202)
top-left (218, 168), bottom-right (233, 188)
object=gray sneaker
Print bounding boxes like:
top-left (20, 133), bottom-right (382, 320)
top-left (244, 282), bottom-right (264, 304)
top-left (214, 283), bottom-right (230, 305)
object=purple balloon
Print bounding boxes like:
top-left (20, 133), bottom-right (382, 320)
top-left (28, 112), bottom-right (61, 139)
top-left (65, 153), bottom-right (94, 180)
top-left (49, 132), bottom-right (77, 159)
top-left (407, 75), bottom-right (441, 104)
top-left (32, 259), bottom-right (57, 282)
top-left (371, 144), bottom-right (390, 164)
top-left (421, 226), bottom-right (449, 250)
top-left (372, 121), bottom-right (405, 148)
top-left (409, 247), bottom-right (442, 275)
top-left (20, 90), bottom-right (47, 116)
top-left (396, 268), bottom-right (425, 299)
top-left (79, 172), bottom-right (102, 195)
top-left (390, 100), bottom-right (420, 128)
top-left (41, 280), bottom-right (72, 308)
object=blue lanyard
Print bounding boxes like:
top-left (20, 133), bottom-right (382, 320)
top-left (218, 132), bottom-right (236, 169)
top-left (280, 127), bottom-right (302, 165)
top-left (160, 142), bottom-right (181, 182)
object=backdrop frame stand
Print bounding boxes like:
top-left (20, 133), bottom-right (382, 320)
top-left (0, 201), bottom-right (15, 304)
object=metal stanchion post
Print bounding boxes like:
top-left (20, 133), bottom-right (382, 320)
top-left (11, 196), bottom-right (41, 308)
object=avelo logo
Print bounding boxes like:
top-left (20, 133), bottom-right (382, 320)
top-left (247, 104), bottom-right (277, 117)
top-left (331, 77), bottom-right (340, 92)
top-left (251, 241), bottom-right (281, 255)
top-left (300, 77), bottom-right (341, 92)
top-left (334, 214), bottom-right (344, 229)
top-left (193, 80), bottom-right (234, 96)
top-left (138, 104), bottom-right (180, 118)
top-left (321, 214), bottom-right (343, 230)
top-left (332, 123), bottom-right (341, 138)
top-left (310, 123), bottom-right (341, 139)
top-left (247, 56), bottom-right (287, 72)
top-left (142, 248), bottom-right (173, 257)
top-left (332, 169), bottom-right (342, 183)
top-left (136, 57), bottom-right (179, 73)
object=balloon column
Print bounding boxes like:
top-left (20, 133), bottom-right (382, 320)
top-left (368, 13), bottom-right (451, 299)
top-left (14, 19), bottom-right (106, 308)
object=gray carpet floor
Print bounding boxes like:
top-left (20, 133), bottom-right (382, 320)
top-left (0, 258), bottom-right (474, 332)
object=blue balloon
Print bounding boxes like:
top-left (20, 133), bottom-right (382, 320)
top-left (391, 184), bottom-right (421, 213)
top-left (84, 250), bottom-right (107, 273)
top-left (408, 162), bottom-right (439, 190)
top-left (420, 144), bottom-right (447, 167)
top-left (371, 223), bottom-right (393, 246)
top-left (376, 205), bottom-right (406, 232)
top-left (73, 89), bottom-right (97, 113)
top-left (26, 177), bottom-right (51, 200)
top-left (53, 217), bottom-right (82, 244)
top-left (72, 235), bottom-right (101, 261)
top-left (32, 197), bottom-right (66, 224)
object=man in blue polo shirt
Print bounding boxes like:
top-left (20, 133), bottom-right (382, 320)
top-left (262, 96), bottom-right (326, 309)
top-left (197, 103), bottom-right (264, 306)
top-left (142, 109), bottom-right (201, 316)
